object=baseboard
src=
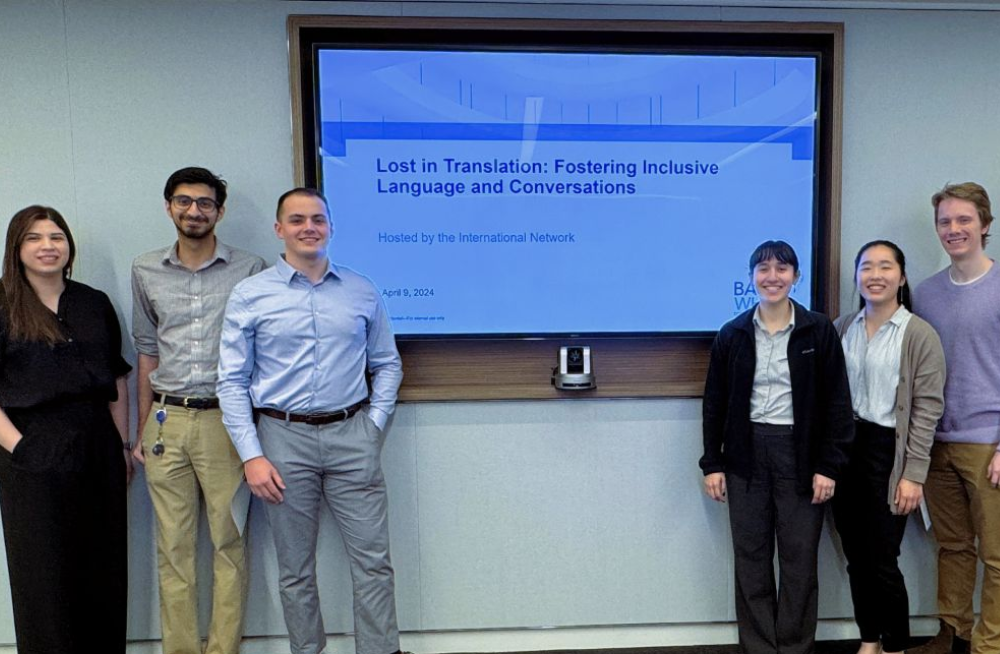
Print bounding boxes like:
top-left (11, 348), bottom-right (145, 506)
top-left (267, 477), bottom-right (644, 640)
top-left (0, 618), bottom-right (940, 654)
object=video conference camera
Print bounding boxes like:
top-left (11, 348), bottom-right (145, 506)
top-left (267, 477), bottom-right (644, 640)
top-left (552, 346), bottom-right (596, 391)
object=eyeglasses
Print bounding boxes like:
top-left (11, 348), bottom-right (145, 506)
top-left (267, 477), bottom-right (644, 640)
top-left (170, 195), bottom-right (220, 212)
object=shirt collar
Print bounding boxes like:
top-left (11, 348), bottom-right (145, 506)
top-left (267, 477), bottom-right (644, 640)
top-left (753, 301), bottom-right (796, 333)
top-left (163, 240), bottom-right (231, 270)
top-left (275, 255), bottom-right (340, 284)
top-left (888, 305), bottom-right (911, 325)
top-left (853, 304), bottom-right (911, 327)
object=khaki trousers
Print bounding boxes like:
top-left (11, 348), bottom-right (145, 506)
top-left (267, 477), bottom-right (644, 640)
top-left (142, 405), bottom-right (248, 654)
top-left (925, 441), bottom-right (1000, 654)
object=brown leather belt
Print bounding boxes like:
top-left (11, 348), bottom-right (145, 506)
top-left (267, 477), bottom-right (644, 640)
top-left (254, 401), bottom-right (365, 426)
top-left (162, 395), bottom-right (219, 410)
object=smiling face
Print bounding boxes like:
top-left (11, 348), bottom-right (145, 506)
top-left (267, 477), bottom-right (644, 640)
top-left (166, 182), bottom-right (224, 240)
top-left (856, 244), bottom-right (904, 310)
top-left (753, 256), bottom-right (798, 307)
top-left (275, 192), bottom-right (331, 265)
top-left (19, 218), bottom-right (71, 282)
top-left (936, 197), bottom-right (988, 262)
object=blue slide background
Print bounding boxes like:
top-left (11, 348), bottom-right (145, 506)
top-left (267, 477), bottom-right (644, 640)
top-left (316, 49), bottom-right (818, 335)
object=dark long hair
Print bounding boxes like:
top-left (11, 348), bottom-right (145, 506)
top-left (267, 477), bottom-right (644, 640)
top-left (854, 239), bottom-right (911, 312)
top-left (2, 205), bottom-right (76, 344)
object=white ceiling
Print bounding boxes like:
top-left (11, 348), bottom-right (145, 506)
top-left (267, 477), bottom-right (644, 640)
top-left (287, 0), bottom-right (1000, 11)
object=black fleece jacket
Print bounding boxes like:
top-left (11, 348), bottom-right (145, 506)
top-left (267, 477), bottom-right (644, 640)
top-left (699, 300), bottom-right (855, 492)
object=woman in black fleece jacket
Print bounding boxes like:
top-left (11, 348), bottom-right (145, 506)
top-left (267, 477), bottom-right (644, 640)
top-left (700, 240), bottom-right (854, 654)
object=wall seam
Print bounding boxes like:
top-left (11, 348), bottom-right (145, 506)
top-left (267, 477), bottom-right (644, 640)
top-left (59, 0), bottom-right (82, 229)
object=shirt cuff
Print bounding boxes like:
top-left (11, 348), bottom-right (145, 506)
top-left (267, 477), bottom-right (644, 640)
top-left (133, 342), bottom-right (159, 357)
top-left (231, 428), bottom-right (263, 462)
top-left (367, 406), bottom-right (389, 431)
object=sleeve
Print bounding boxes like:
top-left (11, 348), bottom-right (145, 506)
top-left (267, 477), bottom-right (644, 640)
top-left (131, 262), bottom-right (159, 357)
top-left (100, 291), bottom-right (133, 379)
top-left (901, 323), bottom-right (946, 483)
top-left (250, 256), bottom-right (268, 276)
top-left (813, 318), bottom-right (855, 481)
top-left (216, 285), bottom-right (263, 461)
top-left (832, 313), bottom-right (851, 339)
top-left (364, 290), bottom-right (402, 431)
top-left (699, 330), bottom-right (729, 475)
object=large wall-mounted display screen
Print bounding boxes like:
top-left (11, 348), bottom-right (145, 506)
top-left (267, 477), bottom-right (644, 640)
top-left (313, 46), bottom-right (821, 336)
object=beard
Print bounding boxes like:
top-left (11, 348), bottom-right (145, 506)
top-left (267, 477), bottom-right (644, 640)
top-left (175, 215), bottom-right (215, 239)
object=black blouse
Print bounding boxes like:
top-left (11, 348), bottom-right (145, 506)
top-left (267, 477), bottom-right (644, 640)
top-left (0, 280), bottom-right (132, 409)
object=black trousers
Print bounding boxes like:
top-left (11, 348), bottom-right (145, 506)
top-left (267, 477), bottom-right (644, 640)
top-left (832, 419), bottom-right (909, 652)
top-left (0, 400), bottom-right (127, 654)
top-left (727, 423), bottom-right (825, 654)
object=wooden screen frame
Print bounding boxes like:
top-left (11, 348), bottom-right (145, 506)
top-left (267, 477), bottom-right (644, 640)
top-left (288, 16), bottom-right (844, 401)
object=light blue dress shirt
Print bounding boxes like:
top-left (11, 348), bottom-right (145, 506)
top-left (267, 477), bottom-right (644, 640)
top-left (217, 256), bottom-right (403, 462)
top-left (842, 306), bottom-right (911, 428)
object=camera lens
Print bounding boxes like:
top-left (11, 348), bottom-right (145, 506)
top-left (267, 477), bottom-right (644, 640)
top-left (567, 347), bottom-right (584, 373)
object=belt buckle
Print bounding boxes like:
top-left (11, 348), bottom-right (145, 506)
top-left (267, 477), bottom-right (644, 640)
top-left (337, 407), bottom-right (350, 421)
top-left (183, 397), bottom-right (191, 409)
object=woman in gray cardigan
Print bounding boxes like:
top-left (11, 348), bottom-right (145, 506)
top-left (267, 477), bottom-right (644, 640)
top-left (833, 240), bottom-right (946, 654)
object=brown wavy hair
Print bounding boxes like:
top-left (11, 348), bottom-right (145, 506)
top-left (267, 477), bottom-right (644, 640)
top-left (2, 205), bottom-right (76, 344)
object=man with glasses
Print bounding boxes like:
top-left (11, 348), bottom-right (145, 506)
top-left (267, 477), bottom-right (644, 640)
top-left (132, 167), bottom-right (266, 654)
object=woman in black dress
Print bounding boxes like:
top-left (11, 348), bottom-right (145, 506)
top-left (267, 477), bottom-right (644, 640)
top-left (0, 205), bottom-right (132, 653)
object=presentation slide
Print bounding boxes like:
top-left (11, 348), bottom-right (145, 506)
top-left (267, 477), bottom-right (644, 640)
top-left (316, 49), bottom-right (818, 335)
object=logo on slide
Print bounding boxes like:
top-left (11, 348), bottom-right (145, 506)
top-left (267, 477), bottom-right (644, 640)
top-left (733, 280), bottom-right (758, 313)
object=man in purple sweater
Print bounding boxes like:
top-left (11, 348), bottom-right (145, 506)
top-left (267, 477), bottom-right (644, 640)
top-left (912, 182), bottom-right (1000, 654)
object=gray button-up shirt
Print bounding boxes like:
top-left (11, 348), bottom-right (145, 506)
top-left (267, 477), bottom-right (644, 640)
top-left (132, 240), bottom-right (267, 397)
top-left (749, 304), bottom-right (795, 425)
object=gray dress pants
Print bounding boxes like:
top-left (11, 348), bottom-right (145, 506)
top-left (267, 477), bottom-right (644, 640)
top-left (258, 411), bottom-right (400, 654)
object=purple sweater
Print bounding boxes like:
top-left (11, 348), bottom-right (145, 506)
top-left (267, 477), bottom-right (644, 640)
top-left (913, 263), bottom-right (1000, 449)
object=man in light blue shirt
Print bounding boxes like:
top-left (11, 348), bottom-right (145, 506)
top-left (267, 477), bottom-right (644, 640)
top-left (217, 188), bottom-right (404, 654)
